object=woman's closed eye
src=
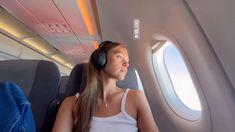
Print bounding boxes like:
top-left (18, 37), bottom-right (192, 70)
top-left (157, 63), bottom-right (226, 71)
top-left (116, 54), bottom-right (124, 59)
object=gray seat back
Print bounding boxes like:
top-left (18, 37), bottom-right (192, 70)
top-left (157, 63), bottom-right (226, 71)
top-left (0, 60), bottom-right (60, 132)
top-left (58, 76), bottom-right (69, 99)
top-left (65, 63), bottom-right (87, 96)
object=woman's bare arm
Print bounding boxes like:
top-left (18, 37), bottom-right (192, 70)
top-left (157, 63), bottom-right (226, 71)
top-left (52, 96), bottom-right (77, 132)
top-left (134, 90), bottom-right (160, 132)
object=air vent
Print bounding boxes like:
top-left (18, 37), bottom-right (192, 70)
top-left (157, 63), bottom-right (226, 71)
top-left (47, 23), bottom-right (70, 33)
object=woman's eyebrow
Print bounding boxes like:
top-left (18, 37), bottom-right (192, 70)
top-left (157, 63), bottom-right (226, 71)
top-left (113, 50), bottom-right (124, 54)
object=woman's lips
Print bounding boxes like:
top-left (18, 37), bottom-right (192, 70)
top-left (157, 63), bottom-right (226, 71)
top-left (120, 69), bottom-right (127, 74)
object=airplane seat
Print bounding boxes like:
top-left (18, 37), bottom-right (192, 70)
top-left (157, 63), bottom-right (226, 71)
top-left (65, 63), bottom-right (140, 97)
top-left (57, 76), bottom-right (69, 100)
top-left (0, 60), bottom-right (60, 132)
top-left (117, 64), bottom-right (139, 89)
top-left (65, 63), bottom-right (87, 97)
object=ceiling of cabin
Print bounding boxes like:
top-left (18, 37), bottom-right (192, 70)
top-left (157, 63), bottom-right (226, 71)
top-left (1, 0), bottom-right (235, 86)
top-left (0, 0), bottom-right (101, 64)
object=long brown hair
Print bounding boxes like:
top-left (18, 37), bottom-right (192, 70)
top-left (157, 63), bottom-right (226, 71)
top-left (72, 41), bottom-right (126, 132)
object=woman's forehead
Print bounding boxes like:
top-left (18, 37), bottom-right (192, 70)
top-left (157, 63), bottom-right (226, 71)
top-left (109, 46), bottom-right (128, 55)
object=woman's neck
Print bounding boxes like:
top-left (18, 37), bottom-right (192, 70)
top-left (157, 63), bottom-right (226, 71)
top-left (99, 70), bottom-right (118, 100)
top-left (100, 79), bottom-right (117, 101)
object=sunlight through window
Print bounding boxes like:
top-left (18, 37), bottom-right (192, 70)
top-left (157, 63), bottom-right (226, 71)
top-left (163, 42), bottom-right (201, 111)
top-left (152, 40), bottom-right (202, 120)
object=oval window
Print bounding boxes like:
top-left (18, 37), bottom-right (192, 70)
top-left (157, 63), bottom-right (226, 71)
top-left (152, 41), bottom-right (202, 120)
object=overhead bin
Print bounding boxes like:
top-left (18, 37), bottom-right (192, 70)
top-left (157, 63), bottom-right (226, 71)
top-left (0, 33), bottom-right (21, 58)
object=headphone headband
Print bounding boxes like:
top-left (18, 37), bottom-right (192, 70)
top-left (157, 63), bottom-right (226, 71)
top-left (98, 40), bottom-right (113, 49)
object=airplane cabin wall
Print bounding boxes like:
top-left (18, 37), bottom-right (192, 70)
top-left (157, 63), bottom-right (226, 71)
top-left (96, 0), bottom-right (235, 132)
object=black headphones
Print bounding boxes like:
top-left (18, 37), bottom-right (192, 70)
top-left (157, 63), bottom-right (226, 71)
top-left (91, 41), bottom-right (113, 70)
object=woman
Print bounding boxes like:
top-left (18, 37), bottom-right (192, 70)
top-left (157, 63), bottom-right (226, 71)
top-left (52, 41), bottom-right (159, 132)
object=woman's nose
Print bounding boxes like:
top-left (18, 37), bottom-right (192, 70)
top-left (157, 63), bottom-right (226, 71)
top-left (122, 61), bottom-right (129, 67)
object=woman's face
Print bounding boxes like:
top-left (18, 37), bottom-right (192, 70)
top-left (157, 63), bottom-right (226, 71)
top-left (103, 46), bottom-right (129, 80)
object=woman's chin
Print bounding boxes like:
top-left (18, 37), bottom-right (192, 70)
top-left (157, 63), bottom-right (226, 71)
top-left (117, 75), bottom-right (125, 80)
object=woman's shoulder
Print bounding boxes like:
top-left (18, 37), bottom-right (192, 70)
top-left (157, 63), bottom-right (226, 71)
top-left (124, 89), bottom-right (146, 119)
top-left (127, 89), bottom-right (145, 97)
top-left (126, 89), bottom-right (146, 105)
top-left (60, 95), bottom-right (77, 109)
top-left (64, 95), bottom-right (77, 102)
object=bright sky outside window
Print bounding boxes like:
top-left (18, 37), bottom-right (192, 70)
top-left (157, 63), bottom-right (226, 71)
top-left (163, 42), bottom-right (201, 111)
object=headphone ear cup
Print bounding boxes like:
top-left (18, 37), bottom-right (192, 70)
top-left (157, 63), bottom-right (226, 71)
top-left (91, 49), bottom-right (106, 70)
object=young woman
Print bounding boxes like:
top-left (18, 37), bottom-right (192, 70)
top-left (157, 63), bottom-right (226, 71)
top-left (52, 41), bottom-right (159, 132)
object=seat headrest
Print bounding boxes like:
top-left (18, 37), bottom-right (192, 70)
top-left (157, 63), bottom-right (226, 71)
top-left (0, 60), bottom-right (60, 96)
top-left (66, 63), bottom-right (139, 96)
top-left (59, 76), bottom-right (69, 94)
top-left (65, 63), bottom-right (87, 96)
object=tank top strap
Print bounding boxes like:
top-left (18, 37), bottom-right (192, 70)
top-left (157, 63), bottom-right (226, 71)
top-left (75, 92), bottom-right (79, 98)
top-left (121, 88), bottom-right (130, 112)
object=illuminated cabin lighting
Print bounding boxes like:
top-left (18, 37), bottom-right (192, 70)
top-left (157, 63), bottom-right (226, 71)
top-left (76, 0), bottom-right (95, 35)
top-left (93, 41), bottom-right (99, 49)
top-left (51, 55), bottom-right (65, 64)
top-left (0, 22), bottom-right (22, 38)
top-left (65, 63), bottom-right (74, 69)
top-left (23, 38), bottom-right (49, 54)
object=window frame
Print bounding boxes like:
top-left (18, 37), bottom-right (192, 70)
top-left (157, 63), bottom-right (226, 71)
top-left (152, 40), bottom-right (202, 121)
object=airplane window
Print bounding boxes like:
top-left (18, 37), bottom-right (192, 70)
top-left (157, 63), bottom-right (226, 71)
top-left (163, 42), bottom-right (201, 111)
top-left (152, 41), bottom-right (202, 120)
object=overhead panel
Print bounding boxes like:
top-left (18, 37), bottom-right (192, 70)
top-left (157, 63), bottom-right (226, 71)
top-left (54, 0), bottom-right (101, 54)
top-left (0, 33), bottom-right (21, 57)
top-left (0, 0), bottom-right (101, 64)
top-left (53, 0), bottom-right (89, 37)
top-left (62, 44), bottom-right (89, 63)
top-left (0, 0), bottom-right (40, 32)
top-left (15, 0), bottom-right (81, 50)
top-left (0, 7), bottom-right (35, 39)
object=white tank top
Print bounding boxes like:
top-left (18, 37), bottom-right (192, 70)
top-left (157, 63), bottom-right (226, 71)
top-left (76, 89), bottom-right (138, 132)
